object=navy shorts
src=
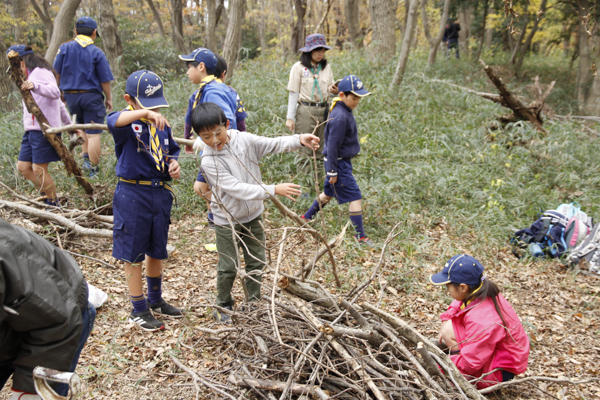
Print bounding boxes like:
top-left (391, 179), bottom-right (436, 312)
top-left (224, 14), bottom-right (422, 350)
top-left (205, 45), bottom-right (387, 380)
top-left (323, 158), bottom-right (362, 204)
top-left (112, 181), bottom-right (173, 263)
top-left (64, 92), bottom-right (106, 134)
top-left (18, 130), bottom-right (61, 164)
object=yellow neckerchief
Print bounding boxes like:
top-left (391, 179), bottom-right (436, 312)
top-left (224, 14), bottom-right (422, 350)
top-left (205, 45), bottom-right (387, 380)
top-left (192, 76), bottom-right (218, 109)
top-left (330, 96), bottom-right (342, 112)
top-left (460, 282), bottom-right (483, 310)
top-left (126, 105), bottom-right (164, 172)
top-left (74, 35), bottom-right (94, 48)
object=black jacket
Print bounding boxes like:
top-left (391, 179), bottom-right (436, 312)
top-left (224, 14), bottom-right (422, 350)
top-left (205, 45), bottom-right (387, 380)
top-left (0, 219), bottom-right (87, 393)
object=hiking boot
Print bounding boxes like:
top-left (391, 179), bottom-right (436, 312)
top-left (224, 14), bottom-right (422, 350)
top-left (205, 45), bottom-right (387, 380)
top-left (212, 305), bottom-right (233, 324)
top-left (357, 237), bottom-right (375, 247)
top-left (129, 309), bottom-right (165, 332)
top-left (148, 299), bottom-right (184, 318)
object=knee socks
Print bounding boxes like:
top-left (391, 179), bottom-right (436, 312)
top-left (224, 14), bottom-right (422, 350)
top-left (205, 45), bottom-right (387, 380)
top-left (146, 274), bottom-right (162, 305)
top-left (349, 210), bottom-right (366, 238)
top-left (131, 294), bottom-right (147, 313)
top-left (303, 199), bottom-right (327, 220)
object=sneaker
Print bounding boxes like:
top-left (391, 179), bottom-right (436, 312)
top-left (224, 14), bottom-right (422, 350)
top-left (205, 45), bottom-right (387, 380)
top-left (212, 305), bottom-right (233, 324)
top-left (148, 299), bottom-right (184, 318)
top-left (357, 237), bottom-right (375, 247)
top-left (129, 309), bottom-right (165, 332)
top-left (89, 166), bottom-right (99, 179)
top-left (44, 198), bottom-right (61, 207)
top-left (82, 157), bottom-right (92, 171)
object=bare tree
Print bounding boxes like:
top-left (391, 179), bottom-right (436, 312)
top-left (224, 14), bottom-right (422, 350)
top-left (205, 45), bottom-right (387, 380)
top-left (146, 0), bottom-right (166, 36)
top-left (333, 0), bottom-right (347, 47)
top-left (426, 0), bottom-right (451, 66)
top-left (475, 0), bottom-right (489, 62)
top-left (98, 0), bottom-right (123, 77)
top-left (369, 0), bottom-right (397, 62)
top-left (390, 0), bottom-right (419, 87)
top-left (45, 0), bottom-right (83, 64)
top-left (29, 0), bottom-right (53, 42)
top-left (258, 0), bottom-right (267, 51)
top-left (345, 0), bottom-right (362, 48)
top-left (171, 0), bottom-right (186, 53)
top-left (206, 0), bottom-right (226, 52)
top-left (515, 0), bottom-right (548, 71)
top-left (0, 40), bottom-right (14, 111)
top-left (223, 0), bottom-right (245, 79)
top-left (290, 0), bottom-right (307, 54)
top-left (458, 7), bottom-right (471, 58)
top-left (12, 0), bottom-right (28, 42)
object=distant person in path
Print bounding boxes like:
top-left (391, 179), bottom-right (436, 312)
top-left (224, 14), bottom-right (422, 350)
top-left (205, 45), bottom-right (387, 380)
top-left (9, 45), bottom-right (76, 207)
top-left (300, 75), bottom-right (374, 246)
top-left (286, 33), bottom-right (338, 193)
top-left (429, 254), bottom-right (530, 389)
top-left (53, 16), bottom-right (114, 178)
top-left (443, 18), bottom-right (461, 59)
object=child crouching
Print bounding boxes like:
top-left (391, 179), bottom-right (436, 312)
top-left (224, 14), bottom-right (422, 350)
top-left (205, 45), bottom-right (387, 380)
top-left (430, 254), bottom-right (530, 389)
top-left (192, 102), bottom-right (319, 323)
top-left (107, 70), bottom-right (183, 331)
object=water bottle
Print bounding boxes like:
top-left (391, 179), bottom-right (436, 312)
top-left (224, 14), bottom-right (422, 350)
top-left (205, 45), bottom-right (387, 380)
top-left (529, 244), bottom-right (544, 257)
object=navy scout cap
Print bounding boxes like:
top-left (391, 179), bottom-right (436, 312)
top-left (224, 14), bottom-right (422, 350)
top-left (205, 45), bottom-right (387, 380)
top-left (178, 48), bottom-right (218, 71)
top-left (6, 45), bottom-right (34, 73)
top-left (338, 75), bottom-right (371, 97)
top-left (126, 70), bottom-right (169, 109)
top-left (429, 254), bottom-right (484, 286)
top-left (76, 16), bottom-right (99, 37)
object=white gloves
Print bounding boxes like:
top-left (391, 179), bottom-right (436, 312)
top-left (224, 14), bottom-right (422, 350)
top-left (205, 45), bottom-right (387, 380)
top-left (9, 390), bottom-right (42, 400)
top-left (193, 137), bottom-right (205, 153)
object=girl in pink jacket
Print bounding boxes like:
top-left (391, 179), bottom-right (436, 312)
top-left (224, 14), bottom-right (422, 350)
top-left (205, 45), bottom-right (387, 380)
top-left (430, 254), bottom-right (530, 389)
top-left (10, 45), bottom-right (73, 206)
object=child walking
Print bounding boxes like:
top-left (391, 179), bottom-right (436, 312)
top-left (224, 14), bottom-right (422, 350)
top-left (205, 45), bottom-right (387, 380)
top-left (430, 254), bottom-right (530, 389)
top-left (191, 102), bottom-right (319, 323)
top-left (10, 45), bottom-right (73, 206)
top-left (301, 75), bottom-right (373, 246)
top-left (107, 70), bottom-right (183, 331)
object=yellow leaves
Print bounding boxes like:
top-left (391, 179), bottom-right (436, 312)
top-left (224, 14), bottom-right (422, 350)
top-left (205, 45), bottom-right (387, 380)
top-left (360, 135), bottom-right (368, 145)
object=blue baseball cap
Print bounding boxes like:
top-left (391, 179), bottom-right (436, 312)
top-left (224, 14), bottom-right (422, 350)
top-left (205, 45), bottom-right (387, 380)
top-left (6, 45), bottom-right (34, 73)
top-left (429, 254), bottom-right (484, 286)
top-left (338, 75), bottom-right (370, 97)
top-left (179, 48), bottom-right (218, 71)
top-left (76, 16), bottom-right (99, 36)
top-left (126, 70), bottom-right (169, 109)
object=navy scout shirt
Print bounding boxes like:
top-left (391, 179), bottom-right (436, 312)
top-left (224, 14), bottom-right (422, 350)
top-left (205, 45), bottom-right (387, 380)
top-left (53, 40), bottom-right (114, 93)
top-left (184, 80), bottom-right (238, 130)
top-left (323, 101), bottom-right (360, 177)
top-left (107, 110), bottom-right (180, 181)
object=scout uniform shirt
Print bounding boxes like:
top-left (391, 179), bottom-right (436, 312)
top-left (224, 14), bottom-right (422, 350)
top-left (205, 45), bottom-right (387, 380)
top-left (323, 101), bottom-right (360, 177)
top-left (184, 78), bottom-right (238, 130)
top-left (53, 36), bottom-right (114, 93)
top-left (107, 110), bottom-right (180, 180)
top-left (287, 61), bottom-right (334, 103)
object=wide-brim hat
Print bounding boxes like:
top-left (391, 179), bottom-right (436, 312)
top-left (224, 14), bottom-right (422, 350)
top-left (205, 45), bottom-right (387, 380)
top-left (338, 75), bottom-right (370, 97)
top-left (126, 70), bottom-right (169, 109)
top-left (299, 33), bottom-right (332, 53)
top-left (429, 254), bottom-right (484, 286)
top-left (179, 48), bottom-right (218, 71)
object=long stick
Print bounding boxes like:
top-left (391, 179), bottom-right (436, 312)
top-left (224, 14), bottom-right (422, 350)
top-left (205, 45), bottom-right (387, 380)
top-left (7, 50), bottom-right (94, 195)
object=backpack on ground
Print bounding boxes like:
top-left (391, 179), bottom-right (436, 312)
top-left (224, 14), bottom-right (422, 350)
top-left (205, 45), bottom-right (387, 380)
top-left (511, 210), bottom-right (569, 258)
top-left (567, 223), bottom-right (600, 274)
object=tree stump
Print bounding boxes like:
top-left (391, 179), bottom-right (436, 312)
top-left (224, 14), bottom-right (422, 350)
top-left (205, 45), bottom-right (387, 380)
top-left (7, 50), bottom-right (94, 195)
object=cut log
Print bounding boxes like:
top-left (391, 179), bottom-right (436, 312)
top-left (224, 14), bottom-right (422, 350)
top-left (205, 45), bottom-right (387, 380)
top-left (7, 50), bottom-right (94, 195)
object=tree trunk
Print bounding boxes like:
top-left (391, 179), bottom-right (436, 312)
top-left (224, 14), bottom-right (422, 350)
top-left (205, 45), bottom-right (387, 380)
top-left (0, 41), bottom-right (14, 111)
top-left (345, 0), bottom-right (362, 48)
top-left (484, 5), bottom-right (493, 48)
top-left (369, 0), bottom-right (397, 62)
top-left (29, 0), bottom-right (54, 43)
top-left (474, 0), bottom-right (488, 62)
top-left (509, 15), bottom-right (529, 64)
top-left (11, 0), bottom-right (28, 42)
top-left (457, 7), bottom-right (471, 58)
top-left (146, 0), bottom-right (166, 36)
top-left (333, 0), bottom-right (346, 48)
top-left (421, 0), bottom-right (432, 45)
top-left (258, 0), bottom-right (267, 51)
top-left (223, 0), bottom-right (245, 80)
top-left (206, 0), bottom-right (218, 51)
top-left (576, 2), bottom-right (592, 107)
top-left (390, 0), bottom-right (419, 88)
top-left (98, 0), bottom-right (123, 77)
top-left (515, 0), bottom-right (548, 71)
top-left (427, 0), bottom-right (451, 66)
top-left (290, 0), bottom-right (307, 54)
top-left (171, 0), bottom-right (186, 53)
top-left (45, 0), bottom-right (83, 65)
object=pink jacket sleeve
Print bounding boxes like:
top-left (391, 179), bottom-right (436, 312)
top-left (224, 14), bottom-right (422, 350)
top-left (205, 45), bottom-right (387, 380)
top-left (59, 102), bottom-right (72, 126)
top-left (450, 318), bottom-right (505, 376)
top-left (440, 300), bottom-right (462, 321)
top-left (30, 69), bottom-right (61, 99)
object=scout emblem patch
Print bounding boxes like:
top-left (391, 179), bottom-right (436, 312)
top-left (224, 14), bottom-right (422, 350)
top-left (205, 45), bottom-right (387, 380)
top-left (303, 68), bottom-right (310, 77)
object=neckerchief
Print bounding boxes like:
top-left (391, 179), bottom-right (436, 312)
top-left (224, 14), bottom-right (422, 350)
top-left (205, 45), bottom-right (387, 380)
top-left (126, 105), bottom-right (164, 172)
top-left (74, 35), bottom-right (94, 48)
top-left (192, 76), bottom-right (218, 109)
top-left (310, 64), bottom-right (323, 103)
top-left (329, 96), bottom-right (342, 112)
top-left (460, 283), bottom-right (483, 310)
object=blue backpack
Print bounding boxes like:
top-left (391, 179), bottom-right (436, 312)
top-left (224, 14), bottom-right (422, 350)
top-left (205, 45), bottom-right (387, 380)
top-left (511, 211), bottom-right (568, 258)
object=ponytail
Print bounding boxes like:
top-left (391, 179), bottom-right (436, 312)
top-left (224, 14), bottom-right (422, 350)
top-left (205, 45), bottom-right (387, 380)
top-left (452, 279), bottom-right (510, 328)
top-left (21, 46), bottom-right (59, 83)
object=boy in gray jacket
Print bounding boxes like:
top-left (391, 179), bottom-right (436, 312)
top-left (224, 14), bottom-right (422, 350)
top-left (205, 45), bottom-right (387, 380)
top-left (192, 102), bottom-right (319, 323)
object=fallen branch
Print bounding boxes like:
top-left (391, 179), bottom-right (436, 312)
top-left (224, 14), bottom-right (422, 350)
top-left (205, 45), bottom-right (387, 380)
top-left (170, 355), bottom-right (236, 400)
top-left (228, 374), bottom-right (329, 399)
top-left (302, 221), bottom-right (350, 279)
top-left (63, 249), bottom-right (116, 269)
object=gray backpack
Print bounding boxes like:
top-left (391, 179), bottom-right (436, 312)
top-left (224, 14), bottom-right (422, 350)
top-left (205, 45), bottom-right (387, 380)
top-left (567, 223), bottom-right (600, 275)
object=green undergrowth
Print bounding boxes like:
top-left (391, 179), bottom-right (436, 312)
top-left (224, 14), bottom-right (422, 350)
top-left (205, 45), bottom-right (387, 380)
top-left (0, 50), bottom-right (598, 269)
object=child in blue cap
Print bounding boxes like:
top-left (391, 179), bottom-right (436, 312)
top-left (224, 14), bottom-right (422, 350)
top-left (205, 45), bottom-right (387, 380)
top-left (53, 16), bottom-right (114, 177)
top-left (429, 254), bottom-right (529, 389)
top-left (180, 48), bottom-right (238, 228)
top-left (107, 70), bottom-right (183, 331)
top-left (300, 75), bottom-right (374, 246)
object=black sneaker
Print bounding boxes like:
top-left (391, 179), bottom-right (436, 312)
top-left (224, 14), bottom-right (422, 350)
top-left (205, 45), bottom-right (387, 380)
top-left (129, 309), bottom-right (165, 332)
top-left (148, 299), bottom-right (184, 318)
top-left (212, 305), bottom-right (233, 324)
